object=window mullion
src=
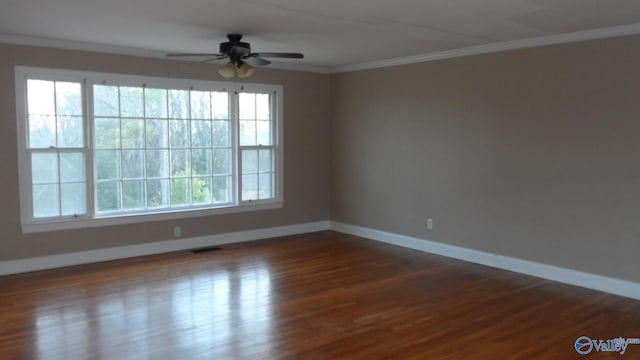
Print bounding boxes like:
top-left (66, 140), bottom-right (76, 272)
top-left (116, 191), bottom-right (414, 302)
top-left (232, 89), bottom-right (240, 204)
top-left (56, 152), bottom-right (62, 217)
top-left (250, 94), bottom-right (257, 198)
top-left (117, 85), bottom-right (123, 213)
top-left (188, 88), bottom-right (193, 206)
top-left (52, 81), bottom-right (62, 217)
top-left (271, 91), bottom-right (278, 200)
top-left (166, 88), bottom-right (172, 207)
top-left (142, 86), bottom-right (148, 211)
top-left (85, 79), bottom-right (96, 220)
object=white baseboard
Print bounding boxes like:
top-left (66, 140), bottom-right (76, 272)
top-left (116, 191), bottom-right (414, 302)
top-left (0, 221), bottom-right (331, 276)
top-left (330, 221), bottom-right (640, 301)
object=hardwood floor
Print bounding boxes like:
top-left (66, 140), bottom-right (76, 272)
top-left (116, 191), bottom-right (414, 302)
top-left (1, 231), bottom-right (639, 359)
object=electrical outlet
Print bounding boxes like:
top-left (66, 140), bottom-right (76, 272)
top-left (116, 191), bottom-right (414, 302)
top-left (174, 226), bottom-right (182, 238)
top-left (427, 218), bottom-right (433, 230)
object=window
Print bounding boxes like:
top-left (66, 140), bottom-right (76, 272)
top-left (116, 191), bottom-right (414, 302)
top-left (16, 67), bottom-right (283, 232)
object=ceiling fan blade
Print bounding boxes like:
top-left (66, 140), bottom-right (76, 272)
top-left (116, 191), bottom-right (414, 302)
top-left (243, 56), bottom-right (271, 66)
top-left (251, 52), bottom-right (304, 59)
top-left (199, 56), bottom-right (228, 63)
top-left (166, 53), bottom-right (224, 57)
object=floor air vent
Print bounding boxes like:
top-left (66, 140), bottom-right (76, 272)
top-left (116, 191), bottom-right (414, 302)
top-left (191, 246), bottom-right (223, 254)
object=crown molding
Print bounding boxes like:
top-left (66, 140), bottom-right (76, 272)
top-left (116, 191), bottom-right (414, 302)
top-left (4, 22), bottom-right (640, 76)
top-left (263, 61), bottom-right (330, 74)
top-left (0, 33), bottom-right (330, 74)
top-left (0, 33), bottom-right (166, 58)
top-left (331, 22), bottom-right (640, 73)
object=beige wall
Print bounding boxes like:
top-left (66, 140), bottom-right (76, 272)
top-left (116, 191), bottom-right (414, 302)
top-left (331, 35), bottom-right (640, 282)
top-left (3, 35), bottom-right (640, 283)
top-left (0, 44), bottom-right (331, 260)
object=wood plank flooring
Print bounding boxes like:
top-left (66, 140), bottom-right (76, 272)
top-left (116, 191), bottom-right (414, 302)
top-left (1, 231), bottom-right (639, 359)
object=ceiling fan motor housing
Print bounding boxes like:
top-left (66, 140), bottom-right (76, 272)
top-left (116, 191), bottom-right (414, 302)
top-left (220, 33), bottom-right (250, 56)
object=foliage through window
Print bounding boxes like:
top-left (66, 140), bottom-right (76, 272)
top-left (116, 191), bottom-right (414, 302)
top-left (16, 67), bottom-right (283, 232)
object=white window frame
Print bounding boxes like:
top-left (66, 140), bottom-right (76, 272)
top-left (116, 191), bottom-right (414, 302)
top-left (15, 66), bottom-right (284, 233)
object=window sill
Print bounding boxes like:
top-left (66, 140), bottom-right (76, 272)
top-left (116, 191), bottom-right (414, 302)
top-left (21, 200), bottom-right (283, 234)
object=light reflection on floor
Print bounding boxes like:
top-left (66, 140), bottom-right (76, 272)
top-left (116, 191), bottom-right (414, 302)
top-left (32, 262), bottom-right (274, 359)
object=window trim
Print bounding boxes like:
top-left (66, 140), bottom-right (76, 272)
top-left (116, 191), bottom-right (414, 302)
top-left (15, 66), bottom-right (284, 234)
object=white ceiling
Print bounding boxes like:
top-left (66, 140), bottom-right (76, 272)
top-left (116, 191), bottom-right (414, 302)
top-left (1, 0), bottom-right (640, 72)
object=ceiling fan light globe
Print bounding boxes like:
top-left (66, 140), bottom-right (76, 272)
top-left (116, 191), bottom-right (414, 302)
top-left (237, 63), bottom-right (254, 79)
top-left (218, 62), bottom-right (236, 79)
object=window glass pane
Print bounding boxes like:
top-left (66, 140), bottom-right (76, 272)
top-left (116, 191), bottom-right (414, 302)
top-left (32, 153), bottom-right (58, 184)
top-left (168, 90), bottom-right (189, 119)
top-left (257, 120), bottom-right (272, 146)
top-left (55, 82), bottom-right (82, 116)
top-left (259, 173), bottom-right (273, 199)
top-left (240, 120), bottom-right (256, 146)
top-left (123, 181), bottom-right (145, 210)
top-left (21, 72), bottom-right (283, 224)
top-left (170, 120), bottom-right (190, 148)
top-left (121, 119), bottom-right (144, 148)
top-left (29, 115), bottom-right (56, 148)
top-left (212, 176), bottom-right (231, 204)
top-left (145, 88), bottom-right (167, 118)
top-left (239, 93), bottom-right (255, 120)
top-left (256, 93), bottom-right (270, 120)
top-left (242, 174), bottom-right (258, 201)
top-left (242, 150), bottom-right (258, 174)
top-left (171, 149), bottom-right (190, 176)
top-left (146, 119), bottom-right (168, 148)
top-left (122, 150), bottom-right (144, 179)
top-left (61, 183), bottom-right (86, 215)
top-left (147, 179), bottom-right (170, 208)
top-left (191, 91), bottom-right (211, 120)
top-left (212, 121), bottom-right (230, 147)
top-left (94, 85), bottom-right (119, 117)
top-left (191, 120), bottom-right (211, 148)
top-left (95, 118), bottom-right (120, 149)
top-left (212, 149), bottom-right (230, 175)
top-left (28, 80), bottom-right (55, 115)
top-left (96, 150), bottom-right (120, 180)
top-left (146, 150), bottom-right (169, 178)
top-left (171, 178), bottom-right (190, 206)
top-left (60, 152), bottom-right (85, 182)
top-left (120, 87), bottom-right (143, 117)
top-left (192, 177), bottom-right (212, 205)
top-left (212, 92), bottom-right (229, 119)
top-left (192, 149), bottom-right (211, 176)
top-left (33, 184), bottom-right (60, 218)
top-left (97, 181), bottom-right (121, 212)
top-left (58, 116), bottom-right (83, 148)
top-left (259, 149), bottom-right (273, 172)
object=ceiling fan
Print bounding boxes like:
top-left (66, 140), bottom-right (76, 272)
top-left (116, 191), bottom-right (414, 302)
top-left (167, 33), bottom-right (304, 79)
